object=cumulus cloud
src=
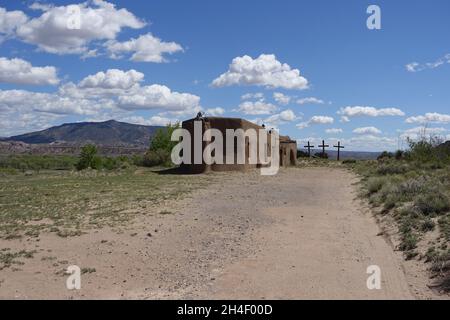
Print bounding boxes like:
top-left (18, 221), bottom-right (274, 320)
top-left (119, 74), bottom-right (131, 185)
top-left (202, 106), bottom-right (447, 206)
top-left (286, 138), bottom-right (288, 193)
top-left (400, 126), bottom-right (447, 140)
top-left (0, 57), bottom-right (59, 85)
top-left (297, 115), bottom-right (334, 129)
top-left (405, 112), bottom-right (450, 124)
top-left (205, 107), bottom-right (225, 116)
top-left (338, 106), bottom-right (405, 118)
top-left (0, 89), bottom-right (107, 115)
top-left (117, 85), bottom-right (200, 111)
top-left (406, 54), bottom-right (450, 72)
top-left (0, 7), bottom-right (28, 39)
top-left (353, 126), bottom-right (382, 135)
top-left (78, 69), bottom-right (144, 89)
top-left (241, 92), bottom-right (264, 100)
top-left (14, 0), bottom-right (146, 55)
top-left (273, 92), bottom-right (291, 105)
top-left (264, 109), bottom-right (296, 125)
top-left (237, 100), bottom-right (277, 115)
top-left (325, 128), bottom-right (343, 134)
top-left (0, 68), bottom-right (202, 135)
top-left (296, 97), bottom-right (324, 105)
top-left (212, 54), bottom-right (309, 90)
top-left (119, 115), bottom-right (176, 126)
top-left (106, 33), bottom-right (183, 62)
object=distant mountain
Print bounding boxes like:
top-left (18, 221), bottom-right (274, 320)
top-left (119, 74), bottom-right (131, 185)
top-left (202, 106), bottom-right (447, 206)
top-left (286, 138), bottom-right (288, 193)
top-left (3, 120), bottom-right (164, 147)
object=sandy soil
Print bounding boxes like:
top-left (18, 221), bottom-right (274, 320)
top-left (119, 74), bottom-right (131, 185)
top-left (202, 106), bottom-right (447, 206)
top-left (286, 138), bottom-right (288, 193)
top-left (0, 167), bottom-right (444, 299)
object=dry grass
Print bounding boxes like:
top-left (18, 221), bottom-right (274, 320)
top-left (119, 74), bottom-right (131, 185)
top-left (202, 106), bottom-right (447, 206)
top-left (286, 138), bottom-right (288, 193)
top-left (0, 167), bottom-right (215, 240)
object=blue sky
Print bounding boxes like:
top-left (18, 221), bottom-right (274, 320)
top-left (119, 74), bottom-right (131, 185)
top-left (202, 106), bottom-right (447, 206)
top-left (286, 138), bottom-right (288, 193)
top-left (0, 0), bottom-right (449, 151)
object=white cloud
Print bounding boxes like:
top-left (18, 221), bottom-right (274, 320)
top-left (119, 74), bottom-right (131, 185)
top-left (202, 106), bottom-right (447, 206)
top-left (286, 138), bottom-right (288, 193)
top-left (406, 54), bottom-right (450, 72)
top-left (106, 33), bottom-right (183, 63)
top-left (405, 112), bottom-right (450, 124)
top-left (0, 68), bottom-right (202, 135)
top-left (0, 57), bottom-right (59, 85)
top-left (205, 107), bottom-right (225, 116)
top-left (400, 126), bottom-right (447, 140)
top-left (296, 97), bottom-right (324, 105)
top-left (241, 92), bottom-right (264, 100)
top-left (237, 100), bottom-right (277, 115)
top-left (0, 89), bottom-right (107, 115)
top-left (353, 126), bottom-right (382, 135)
top-left (0, 112), bottom-right (61, 136)
top-left (212, 54), bottom-right (309, 90)
top-left (297, 115), bottom-right (334, 129)
top-left (14, 0), bottom-right (146, 55)
top-left (325, 128), bottom-right (343, 134)
top-left (117, 84), bottom-right (200, 111)
top-left (264, 109), bottom-right (296, 125)
top-left (119, 115), bottom-right (176, 126)
top-left (78, 69), bottom-right (144, 89)
top-left (273, 92), bottom-right (290, 105)
top-left (0, 7), bottom-right (28, 38)
top-left (340, 116), bottom-right (350, 123)
top-left (339, 106), bottom-right (405, 117)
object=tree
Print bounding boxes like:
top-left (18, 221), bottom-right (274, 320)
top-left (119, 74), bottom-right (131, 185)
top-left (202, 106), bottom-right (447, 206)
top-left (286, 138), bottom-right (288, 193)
top-left (144, 123), bottom-right (180, 167)
top-left (77, 144), bottom-right (101, 170)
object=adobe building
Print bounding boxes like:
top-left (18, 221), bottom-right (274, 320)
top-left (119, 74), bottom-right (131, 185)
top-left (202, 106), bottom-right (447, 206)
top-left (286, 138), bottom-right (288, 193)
top-left (181, 115), bottom-right (297, 173)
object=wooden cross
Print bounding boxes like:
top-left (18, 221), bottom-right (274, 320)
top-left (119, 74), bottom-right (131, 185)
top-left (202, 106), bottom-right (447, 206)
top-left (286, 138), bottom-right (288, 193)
top-left (303, 141), bottom-right (314, 157)
top-left (333, 141), bottom-right (345, 161)
top-left (318, 140), bottom-right (329, 155)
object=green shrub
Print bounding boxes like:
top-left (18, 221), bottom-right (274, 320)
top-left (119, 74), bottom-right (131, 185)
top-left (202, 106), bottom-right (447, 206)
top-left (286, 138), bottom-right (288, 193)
top-left (76, 144), bottom-right (99, 170)
top-left (367, 177), bottom-right (387, 194)
top-left (377, 151), bottom-right (393, 161)
top-left (376, 162), bottom-right (409, 175)
top-left (399, 232), bottom-right (418, 251)
top-left (143, 123), bottom-right (180, 167)
top-left (421, 218), bottom-right (436, 232)
top-left (414, 192), bottom-right (450, 216)
top-left (143, 149), bottom-right (172, 167)
top-left (0, 155), bottom-right (78, 171)
top-left (342, 159), bottom-right (357, 164)
top-left (297, 150), bottom-right (309, 158)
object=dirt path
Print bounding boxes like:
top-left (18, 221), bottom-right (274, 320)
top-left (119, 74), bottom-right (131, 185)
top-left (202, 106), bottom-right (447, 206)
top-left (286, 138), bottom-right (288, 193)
top-left (0, 167), bottom-right (439, 299)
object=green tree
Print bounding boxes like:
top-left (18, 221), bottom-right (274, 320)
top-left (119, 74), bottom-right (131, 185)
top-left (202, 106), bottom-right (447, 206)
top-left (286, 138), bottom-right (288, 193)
top-left (77, 144), bottom-right (101, 170)
top-left (144, 123), bottom-right (180, 167)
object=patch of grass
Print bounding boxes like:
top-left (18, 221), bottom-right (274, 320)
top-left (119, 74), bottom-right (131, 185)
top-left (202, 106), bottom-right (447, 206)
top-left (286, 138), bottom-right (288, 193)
top-left (0, 168), bottom-right (215, 239)
top-left (414, 192), bottom-right (450, 216)
top-left (81, 267), bottom-right (96, 274)
top-left (159, 210), bottom-right (174, 215)
top-left (0, 250), bottom-right (36, 270)
top-left (366, 177), bottom-right (388, 195)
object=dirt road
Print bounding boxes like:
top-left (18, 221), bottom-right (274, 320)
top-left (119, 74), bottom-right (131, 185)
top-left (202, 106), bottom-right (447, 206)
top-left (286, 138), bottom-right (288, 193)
top-left (0, 167), bottom-right (438, 299)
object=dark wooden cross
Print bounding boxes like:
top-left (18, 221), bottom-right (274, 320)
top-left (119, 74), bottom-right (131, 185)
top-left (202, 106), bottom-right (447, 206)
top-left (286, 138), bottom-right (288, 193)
top-left (333, 141), bottom-right (345, 161)
top-left (303, 141), bottom-right (314, 157)
top-left (318, 140), bottom-right (329, 155)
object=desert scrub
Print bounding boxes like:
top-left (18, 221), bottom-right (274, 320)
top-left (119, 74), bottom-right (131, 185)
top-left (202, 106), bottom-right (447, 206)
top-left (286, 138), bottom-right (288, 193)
top-left (0, 249), bottom-right (36, 270)
top-left (366, 177), bottom-right (388, 195)
top-left (0, 167), bottom-right (216, 239)
top-left (414, 191), bottom-right (450, 216)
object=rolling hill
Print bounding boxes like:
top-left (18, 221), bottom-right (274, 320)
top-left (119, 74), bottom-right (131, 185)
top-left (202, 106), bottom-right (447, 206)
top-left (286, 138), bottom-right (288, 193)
top-left (3, 120), bottom-right (164, 147)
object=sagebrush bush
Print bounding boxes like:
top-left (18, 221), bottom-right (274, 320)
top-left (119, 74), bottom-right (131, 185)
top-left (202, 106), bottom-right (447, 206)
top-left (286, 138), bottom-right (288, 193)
top-left (414, 191), bottom-right (450, 216)
top-left (143, 149), bottom-right (172, 167)
top-left (367, 177), bottom-right (387, 194)
top-left (376, 162), bottom-right (409, 175)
